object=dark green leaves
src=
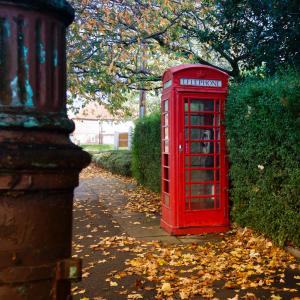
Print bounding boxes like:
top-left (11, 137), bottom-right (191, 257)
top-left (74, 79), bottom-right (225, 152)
top-left (132, 112), bottom-right (161, 192)
top-left (226, 69), bottom-right (300, 247)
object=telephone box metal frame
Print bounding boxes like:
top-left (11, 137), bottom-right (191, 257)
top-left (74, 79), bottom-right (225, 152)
top-left (160, 64), bottom-right (230, 235)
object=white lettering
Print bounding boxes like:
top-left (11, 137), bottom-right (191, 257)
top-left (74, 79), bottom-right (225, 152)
top-left (180, 78), bottom-right (222, 88)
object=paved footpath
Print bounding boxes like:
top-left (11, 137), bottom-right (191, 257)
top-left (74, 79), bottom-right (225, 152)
top-left (72, 168), bottom-right (300, 300)
top-left (72, 174), bottom-right (159, 300)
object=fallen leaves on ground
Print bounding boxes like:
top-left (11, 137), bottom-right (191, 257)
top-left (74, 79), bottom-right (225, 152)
top-left (80, 164), bottom-right (135, 184)
top-left (122, 185), bottom-right (161, 215)
top-left (81, 164), bottom-right (160, 216)
top-left (92, 228), bottom-right (298, 299)
top-left (75, 164), bottom-right (299, 299)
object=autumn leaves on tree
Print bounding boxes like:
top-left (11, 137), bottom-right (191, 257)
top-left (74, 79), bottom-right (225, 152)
top-left (67, 0), bottom-right (300, 113)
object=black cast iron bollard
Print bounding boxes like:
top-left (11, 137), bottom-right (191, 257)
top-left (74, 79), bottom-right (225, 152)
top-left (0, 0), bottom-right (91, 299)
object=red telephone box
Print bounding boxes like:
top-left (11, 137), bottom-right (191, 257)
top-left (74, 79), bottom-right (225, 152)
top-left (160, 64), bottom-right (230, 235)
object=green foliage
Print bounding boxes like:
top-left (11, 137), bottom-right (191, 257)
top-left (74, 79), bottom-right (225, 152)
top-left (68, 0), bottom-right (300, 114)
top-left (132, 112), bottom-right (161, 192)
top-left (80, 144), bottom-right (113, 154)
top-left (211, 0), bottom-right (300, 76)
top-left (226, 69), bottom-right (300, 247)
top-left (93, 150), bottom-right (132, 177)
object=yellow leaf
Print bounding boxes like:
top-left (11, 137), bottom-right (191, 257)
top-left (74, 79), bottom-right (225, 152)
top-left (179, 291), bottom-right (190, 299)
top-left (270, 296), bottom-right (282, 300)
top-left (224, 281), bottom-right (238, 289)
top-left (266, 241), bottom-right (273, 247)
top-left (161, 282), bottom-right (172, 292)
top-left (128, 294), bottom-right (143, 299)
top-left (110, 281), bottom-right (118, 286)
top-left (157, 258), bottom-right (167, 266)
top-left (130, 259), bottom-right (143, 267)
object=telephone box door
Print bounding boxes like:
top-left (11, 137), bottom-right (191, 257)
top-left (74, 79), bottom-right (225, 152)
top-left (178, 93), bottom-right (228, 230)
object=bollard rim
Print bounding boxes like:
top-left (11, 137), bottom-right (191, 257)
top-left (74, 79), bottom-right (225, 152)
top-left (0, 0), bottom-right (75, 25)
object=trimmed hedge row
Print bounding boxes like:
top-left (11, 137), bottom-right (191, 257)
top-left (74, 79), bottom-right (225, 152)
top-left (93, 150), bottom-right (132, 176)
top-left (226, 69), bottom-right (300, 247)
top-left (132, 112), bottom-right (161, 192)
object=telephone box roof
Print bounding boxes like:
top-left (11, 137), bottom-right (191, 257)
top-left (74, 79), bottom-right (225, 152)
top-left (163, 64), bottom-right (230, 79)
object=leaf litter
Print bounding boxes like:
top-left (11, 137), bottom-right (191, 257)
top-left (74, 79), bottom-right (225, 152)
top-left (81, 164), bottom-right (160, 216)
top-left (74, 164), bottom-right (299, 299)
top-left (91, 229), bottom-right (299, 299)
top-left (122, 185), bottom-right (161, 216)
top-left (80, 164), bottom-right (135, 184)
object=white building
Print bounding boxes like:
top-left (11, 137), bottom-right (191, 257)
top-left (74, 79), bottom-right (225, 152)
top-left (69, 102), bottom-right (133, 145)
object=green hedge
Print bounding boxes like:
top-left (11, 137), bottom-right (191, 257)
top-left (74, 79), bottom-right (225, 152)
top-left (226, 69), bottom-right (300, 247)
top-left (93, 150), bottom-right (132, 176)
top-left (132, 112), bottom-right (161, 192)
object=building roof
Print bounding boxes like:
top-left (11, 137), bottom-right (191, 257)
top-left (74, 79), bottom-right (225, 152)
top-left (72, 102), bottom-right (114, 121)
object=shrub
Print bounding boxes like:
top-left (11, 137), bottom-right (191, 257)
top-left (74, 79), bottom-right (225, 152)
top-left (132, 112), bottom-right (161, 192)
top-left (226, 69), bottom-right (300, 247)
top-left (93, 150), bottom-right (132, 176)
